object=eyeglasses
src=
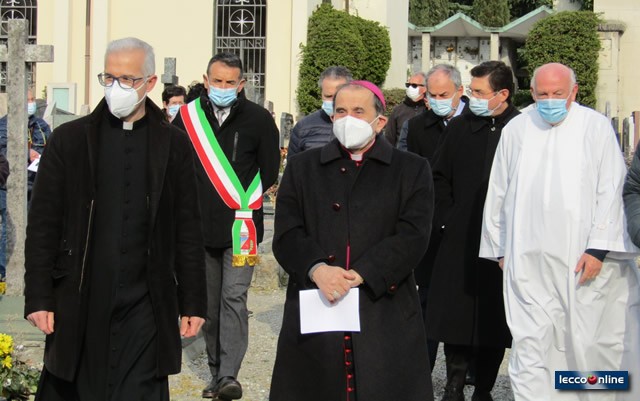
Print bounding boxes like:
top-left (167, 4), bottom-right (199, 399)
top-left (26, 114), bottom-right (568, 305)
top-left (405, 83), bottom-right (425, 89)
top-left (466, 88), bottom-right (498, 99)
top-left (98, 73), bottom-right (148, 91)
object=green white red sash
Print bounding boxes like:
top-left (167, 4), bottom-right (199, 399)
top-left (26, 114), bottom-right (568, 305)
top-left (181, 99), bottom-right (262, 267)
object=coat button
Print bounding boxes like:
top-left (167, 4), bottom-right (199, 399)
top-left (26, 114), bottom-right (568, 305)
top-left (340, 167), bottom-right (347, 174)
top-left (389, 284), bottom-right (397, 293)
top-left (332, 203), bottom-right (341, 211)
top-left (328, 255), bottom-right (336, 263)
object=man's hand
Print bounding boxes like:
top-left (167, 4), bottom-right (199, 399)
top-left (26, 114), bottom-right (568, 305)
top-left (180, 316), bottom-right (205, 338)
top-left (347, 270), bottom-right (364, 287)
top-left (574, 253), bottom-right (603, 285)
top-left (498, 258), bottom-right (504, 270)
top-left (27, 311), bottom-right (54, 335)
top-left (29, 149), bottom-right (40, 163)
top-left (312, 264), bottom-right (357, 302)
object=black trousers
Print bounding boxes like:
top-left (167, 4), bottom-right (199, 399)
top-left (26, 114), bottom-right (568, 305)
top-left (443, 343), bottom-right (505, 395)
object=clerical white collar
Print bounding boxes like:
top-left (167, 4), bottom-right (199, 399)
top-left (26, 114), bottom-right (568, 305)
top-left (123, 121), bottom-right (134, 131)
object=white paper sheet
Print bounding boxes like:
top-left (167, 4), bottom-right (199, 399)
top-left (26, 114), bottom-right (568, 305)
top-left (299, 288), bottom-right (360, 334)
top-left (27, 158), bottom-right (40, 172)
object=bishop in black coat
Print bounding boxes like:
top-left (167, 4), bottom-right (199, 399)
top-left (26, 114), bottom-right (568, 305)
top-left (271, 134), bottom-right (434, 401)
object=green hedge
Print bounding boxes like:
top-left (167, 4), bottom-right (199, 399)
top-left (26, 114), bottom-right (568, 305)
top-left (409, 0), bottom-right (449, 27)
top-left (513, 89), bottom-right (534, 109)
top-left (522, 11), bottom-right (600, 108)
top-left (473, 0), bottom-right (510, 27)
top-left (381, 88), bottom-right (408, 118)
top-left (297, 4), bottom-right (391, 115)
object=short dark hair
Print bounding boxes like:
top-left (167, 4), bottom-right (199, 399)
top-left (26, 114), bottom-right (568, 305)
top-left (470, 61), bottom-right (514, 102)
top-left (162, 85), bottom-right (186, 103)
top-left (318, 66), bottom-right (353, 87)
top-left (186, 82), bottom-right (207, 103)
top-left (206, 52), bottom-right (244, 78)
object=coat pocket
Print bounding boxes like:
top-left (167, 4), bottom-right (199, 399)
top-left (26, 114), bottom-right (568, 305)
top-left (52, 249), bottom-right (74, 279)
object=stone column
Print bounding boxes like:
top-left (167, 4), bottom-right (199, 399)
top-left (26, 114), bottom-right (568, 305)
top-left (5, 20), bottom-right (29, 296)
top-left (421, 32), bottom-right (431, 72)
top-left (490, 32), bottom-right (500, 61)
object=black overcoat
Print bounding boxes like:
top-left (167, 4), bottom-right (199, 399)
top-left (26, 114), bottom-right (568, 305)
top-left (270, 136), bottom-right (435, 401)
top-left (405, 99), bottom-right (469, 287)
top-left (172, 92), bottom-right (280, 250)
top-left (24, 99), bottom-right (206, 381)
top-left (426, 105), bottom-right (519, 348)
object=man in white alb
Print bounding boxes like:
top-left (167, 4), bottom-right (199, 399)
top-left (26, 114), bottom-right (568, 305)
top-left (480, 62), bottom-right (640, 401)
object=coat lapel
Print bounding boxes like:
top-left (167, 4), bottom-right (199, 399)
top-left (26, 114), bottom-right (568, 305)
top-left (85, 100), bottom-right (110, 194)
top-left (146, 99), bottom-right (170, 231)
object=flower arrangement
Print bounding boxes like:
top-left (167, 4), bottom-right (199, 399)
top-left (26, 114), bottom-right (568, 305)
top-left (464, 46), bottom-right (480, 56)
top-left (0, 334), bottom-right (40, 400)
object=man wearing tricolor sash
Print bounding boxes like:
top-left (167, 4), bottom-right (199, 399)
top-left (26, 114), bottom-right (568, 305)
top-left (173, 52), bottom-right (280, 400)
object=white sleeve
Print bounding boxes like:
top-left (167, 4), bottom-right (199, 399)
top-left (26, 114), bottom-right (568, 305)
top-left (479, 126), bottom-right (510, 260)
top-left (587, 117), bottom-right (640, 256)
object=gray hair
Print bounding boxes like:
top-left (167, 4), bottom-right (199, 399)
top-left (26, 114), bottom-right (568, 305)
top-left (105, 37), bottom-right (155, 76)
top-left (530, 63), bottom-right (577, 91)
top-left (318, 66), bottom-right (353, 87)
top-left (426, 64), bottom-right (462, 89)
top-left (410, 71), bottom-right (428, 86)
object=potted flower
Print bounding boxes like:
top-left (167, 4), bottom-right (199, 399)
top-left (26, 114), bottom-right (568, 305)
top-left (0, 334), bottom-right (40, 400)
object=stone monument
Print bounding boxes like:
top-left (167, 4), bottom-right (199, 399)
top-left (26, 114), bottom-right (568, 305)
top-left (0, 19), bottom-right (53, 295)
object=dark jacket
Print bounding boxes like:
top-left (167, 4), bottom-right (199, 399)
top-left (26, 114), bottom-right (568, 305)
top-left (406, 97), bottom-right (469, 161)
top-left (287, 109), bottom-right (333, 158)
top-left (384, 96), bottom-right (426, 147)
top-left (0, 153), bottom-right (8, 187)
top-left (173, 92), bottom-right (280, 251)
top-left (0, 114), bottom-right (51, 193)
top-left (0, 114), bottom-right (52, 156)
top-left (624, 143), bottom-right (640, 246)
top-left (270, 136), bottom-right (434, 401)
top-left (24, 98), bottom-right (207, 380)
top-left (406, 98), bottom-right (469, 287)
top-left (426, 104), bottom-right (519, 348)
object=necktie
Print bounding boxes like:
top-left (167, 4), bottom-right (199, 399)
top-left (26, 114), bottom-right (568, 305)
top-left (217, 109), bottom-right (226, 125)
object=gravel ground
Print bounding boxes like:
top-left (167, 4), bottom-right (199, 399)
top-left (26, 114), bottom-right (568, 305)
top-left (12, 286), bottom-right (514, 401)
top-left (175, 286), bottom-right (516, 401)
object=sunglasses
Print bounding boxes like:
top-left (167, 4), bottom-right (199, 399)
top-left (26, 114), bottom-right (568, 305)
top-left (405, 83), bottom-right (425, 89)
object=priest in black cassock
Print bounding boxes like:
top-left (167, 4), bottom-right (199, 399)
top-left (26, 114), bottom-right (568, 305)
top-left (24, 37), bottom-right (206, 401)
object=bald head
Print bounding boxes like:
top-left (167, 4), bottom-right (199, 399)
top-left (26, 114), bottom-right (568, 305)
top-left (531, 63), bottom-right (576, 92)
top-left (530, 63), bottom-right (579, 125)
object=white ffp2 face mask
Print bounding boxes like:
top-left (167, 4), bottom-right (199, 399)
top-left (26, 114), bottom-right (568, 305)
top-left (105, 82), bottom-right (147, 119)
top-left (406, 85), bottom-right (422, 102)
top-left (332, 115), bottom-right (379, 150)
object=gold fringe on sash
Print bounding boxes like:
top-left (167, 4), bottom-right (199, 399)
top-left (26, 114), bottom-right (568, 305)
top-left (232, 254), bottom-right (259, 267)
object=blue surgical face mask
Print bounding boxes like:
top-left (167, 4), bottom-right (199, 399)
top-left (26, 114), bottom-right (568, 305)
top-left (167, 104), bottom-right (181, 118)
top-left (428, 95), bottom-right (456, 117)
top-left (469, 93), bottom-right (501, 117)
top-left (208, 85), bottom-right (238, 107)
top-left (27, 102), bottom-right (37, 116)
top-left (322, 100), bottom-right (334, 117)
top-left (536, 96), bottom-right (570, 124)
